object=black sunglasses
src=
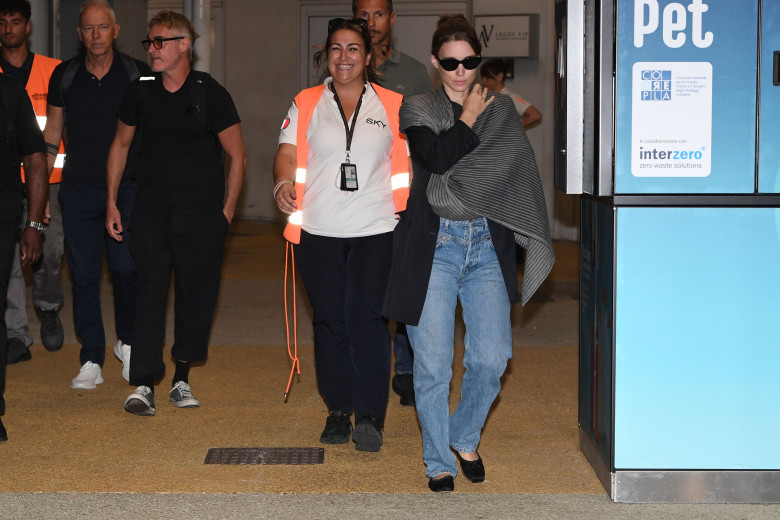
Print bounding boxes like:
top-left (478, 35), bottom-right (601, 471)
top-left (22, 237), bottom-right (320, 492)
top-left (141, 36), bottom-right (185, 51)
top-left (327, 17), bottom-right (368, 33)
top-left (437, 56), bottom-right (482, 72)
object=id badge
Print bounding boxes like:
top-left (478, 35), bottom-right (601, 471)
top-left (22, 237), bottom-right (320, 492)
top-left (340, 163), bottom-right (358, 191)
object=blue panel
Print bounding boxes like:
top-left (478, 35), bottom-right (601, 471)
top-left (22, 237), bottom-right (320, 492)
top-left (615, 0), bottom-right (758, 194)
top-left (759, 1), bottom-right (780, 193)
top-left (615, 207), bottom-right (780, 469)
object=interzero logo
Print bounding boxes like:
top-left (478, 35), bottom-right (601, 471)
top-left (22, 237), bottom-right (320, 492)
top-left (640, 69), bottom-right (672, 101)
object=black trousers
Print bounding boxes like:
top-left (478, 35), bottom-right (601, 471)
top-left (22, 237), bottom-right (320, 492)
top-left (294, 230), bottom-right (393, 427)
top-left (128, 202), bottom-right (229, 384)
top-left (0, 201), bottom-right (22, 415)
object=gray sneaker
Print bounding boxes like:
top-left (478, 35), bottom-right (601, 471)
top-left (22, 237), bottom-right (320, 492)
top-left (124, 386), bottom-right (156, 416)
top-left (169, 381), bottom-right (200, 408)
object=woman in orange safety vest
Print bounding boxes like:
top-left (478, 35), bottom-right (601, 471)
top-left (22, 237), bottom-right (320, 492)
top-left (273, 17), bottom-right (409, 454)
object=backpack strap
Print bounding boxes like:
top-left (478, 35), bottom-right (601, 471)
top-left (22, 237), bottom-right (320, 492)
top-left (188, 71), bottom-right (224, 161)
top-left (58, 57), bottom-right (80, 114)
top-left (120, 53), bottom-right (141, 83)
top-left (188, 70), bottom-right (211, 130)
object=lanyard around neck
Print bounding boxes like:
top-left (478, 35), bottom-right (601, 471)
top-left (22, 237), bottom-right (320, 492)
top-left (331, 84), bottom-right (366, 162)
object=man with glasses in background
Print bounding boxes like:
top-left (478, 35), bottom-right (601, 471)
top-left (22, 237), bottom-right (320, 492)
top-left (44, 0), bottom-right (150, 390)
top-left (107, 10), bottom-right (245, 416)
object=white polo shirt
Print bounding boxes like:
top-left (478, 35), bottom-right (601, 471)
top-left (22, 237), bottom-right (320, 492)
top-left (279, 79), bottom-right (402, 238)
top-left (500, 86), bottom-right (532, 116)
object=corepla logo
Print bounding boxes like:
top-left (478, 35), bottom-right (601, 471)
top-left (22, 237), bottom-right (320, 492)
top-left (640, 69), bottom-right (672, 101)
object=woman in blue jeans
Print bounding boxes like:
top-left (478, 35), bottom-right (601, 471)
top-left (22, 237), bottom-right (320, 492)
top-left (383, 15), bottom-right (554, 492)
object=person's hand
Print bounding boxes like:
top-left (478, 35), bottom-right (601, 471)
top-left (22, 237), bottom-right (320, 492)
top-left (20, 227), bottom-right (43, 267)
top-left (105, 204), bottom-right (123, 242)
top-left (460, 84), bottom-right (495, 127)
top-left (274, 182), bottom-right (297, 215)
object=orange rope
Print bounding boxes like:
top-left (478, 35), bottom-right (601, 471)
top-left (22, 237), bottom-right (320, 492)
top-left (283, 241), bottom-right (300, 400)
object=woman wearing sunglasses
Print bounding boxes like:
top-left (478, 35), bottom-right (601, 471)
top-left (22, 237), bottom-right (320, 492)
top-left (273, 18), bottom-right (409, 452)
top-left (383, 15), bottom-right (554, 491)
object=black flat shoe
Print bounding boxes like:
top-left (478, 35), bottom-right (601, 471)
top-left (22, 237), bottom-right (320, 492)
top-left (428, 474), bottom-right (454, 492)
top-left (391, 374), bottom-right (415, 406)
top-left (0, 417), bottom-right (7, 442)
top-left (455, 451), bottom-right (485, 483)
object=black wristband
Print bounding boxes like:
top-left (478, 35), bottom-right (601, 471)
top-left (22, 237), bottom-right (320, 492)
top-left (46, 142), bottom-right (59, 156)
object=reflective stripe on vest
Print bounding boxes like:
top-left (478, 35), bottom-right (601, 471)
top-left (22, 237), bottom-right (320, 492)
top-left (0, 54), bottom-right (66, 183)
top-left (35, 116), bottom-right (66, 168)
top-left (283, 83), bottom-right (409, 244)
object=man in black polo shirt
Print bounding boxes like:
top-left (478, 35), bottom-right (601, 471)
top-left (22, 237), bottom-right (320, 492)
top-left (106, 10), bottom-right (245, 416)
top-left (43, 0), bottom-right (150, 390)
top-left (0, 73), bottom-right (48, 441)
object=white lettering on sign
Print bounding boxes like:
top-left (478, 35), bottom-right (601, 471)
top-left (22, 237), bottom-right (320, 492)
top-left (634, 0), bottom-right (714, 49)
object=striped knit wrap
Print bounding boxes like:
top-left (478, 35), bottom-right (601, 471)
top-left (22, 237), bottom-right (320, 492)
top-left (399, 87), bottom-right (555, 305)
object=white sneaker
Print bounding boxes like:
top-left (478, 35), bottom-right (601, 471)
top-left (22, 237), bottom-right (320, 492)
top-left (71, 361), bottom-right (104, 389)
top-left (114, 340), bottom-right (131, 382)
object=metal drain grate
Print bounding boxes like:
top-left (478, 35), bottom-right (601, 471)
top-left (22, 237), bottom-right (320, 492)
top-left (204, 447), bottom-right (324, 465)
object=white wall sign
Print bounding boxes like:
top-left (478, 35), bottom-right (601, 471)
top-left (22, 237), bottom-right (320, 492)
top-left (474, 15), bottom-right (532, 58)
top-left (631, 61), bottom-right (712, 177)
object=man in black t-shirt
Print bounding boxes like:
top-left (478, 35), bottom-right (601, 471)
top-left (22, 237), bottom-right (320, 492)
top-left (44, 0), bottom-right (150, 391)
top-left (106, 10), bottom-right (246, 416)
top-left (0, 73), bottom-right (48, 441)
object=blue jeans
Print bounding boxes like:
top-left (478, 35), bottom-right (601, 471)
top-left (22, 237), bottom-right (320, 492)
top-left (406, 217), bottom-right (512, 478)
top-left (393, 323), bottom-right (413, 374)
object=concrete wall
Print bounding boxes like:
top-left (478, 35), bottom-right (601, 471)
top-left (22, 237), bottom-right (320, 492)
top-left (224, 0), bottom-right (299, 221)
top-left (114, 0), bottom-right (152, 62)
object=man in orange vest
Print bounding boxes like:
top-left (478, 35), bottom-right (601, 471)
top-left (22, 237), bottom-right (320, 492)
top-left (0, 0), bottom-right (65, 364)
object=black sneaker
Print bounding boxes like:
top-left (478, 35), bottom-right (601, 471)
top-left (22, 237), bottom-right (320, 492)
top-left (0, 417), bottom-right (7, 442)
top-left (392, 374), bottom-right (416, 407)
top-left (319, 411), bottom-right (352, 444)
top-left (352, 416), bottom-right (383, 452)
top-left (6, 337), bottom-right (31, 364)
top-left (37, 308), bottom-right (64, 352)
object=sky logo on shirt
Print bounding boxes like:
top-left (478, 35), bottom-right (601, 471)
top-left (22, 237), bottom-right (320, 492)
top-left (366, 117), bottom-right (387, 129)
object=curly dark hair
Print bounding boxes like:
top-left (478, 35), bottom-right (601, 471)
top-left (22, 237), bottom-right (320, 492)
top-left (0, 0), bottom-right (31, 21)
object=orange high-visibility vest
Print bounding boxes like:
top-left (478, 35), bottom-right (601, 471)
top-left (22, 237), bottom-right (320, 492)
top-left (0, 53), bottom-right (65, 183)
top-left (282, 82), bottom-right (409, 244)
